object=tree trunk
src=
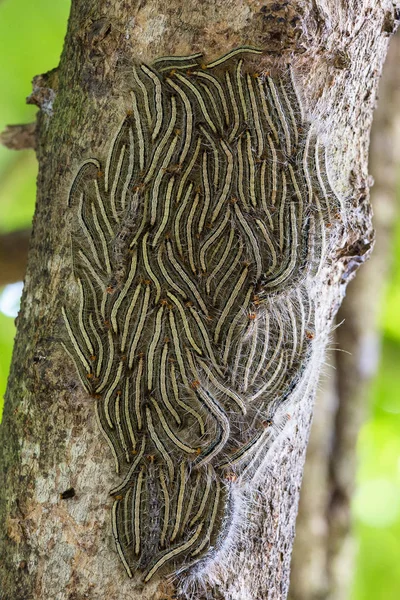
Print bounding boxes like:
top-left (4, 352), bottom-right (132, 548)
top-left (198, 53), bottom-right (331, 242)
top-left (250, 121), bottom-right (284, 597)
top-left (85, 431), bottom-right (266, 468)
top-left (0, 1), bottom-right (396, 599)
top-left (289, 30), bottom-right (400, 600)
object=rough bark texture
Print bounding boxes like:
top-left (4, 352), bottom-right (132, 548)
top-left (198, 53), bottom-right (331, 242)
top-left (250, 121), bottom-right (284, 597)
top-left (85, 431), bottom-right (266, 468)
top-left (0, 1), bottom-right (396, 599)
top-left (289, 30), bottom-right (400, 600)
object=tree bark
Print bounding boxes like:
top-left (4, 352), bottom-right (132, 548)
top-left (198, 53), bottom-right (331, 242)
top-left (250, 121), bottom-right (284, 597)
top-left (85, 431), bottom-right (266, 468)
top-left (289, 29), bottom-right (400, 600)
top-left (0, 1), bottom-right (395, 599)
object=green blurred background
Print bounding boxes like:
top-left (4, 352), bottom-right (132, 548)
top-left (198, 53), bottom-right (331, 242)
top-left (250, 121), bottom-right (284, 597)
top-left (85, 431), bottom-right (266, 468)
top-left (0, 1), bottom-right (399, 598)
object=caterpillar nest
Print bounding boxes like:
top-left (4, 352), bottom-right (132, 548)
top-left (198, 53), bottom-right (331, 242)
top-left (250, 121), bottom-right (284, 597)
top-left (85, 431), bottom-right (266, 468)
top-left (61, 46), bottom-right (342, 583)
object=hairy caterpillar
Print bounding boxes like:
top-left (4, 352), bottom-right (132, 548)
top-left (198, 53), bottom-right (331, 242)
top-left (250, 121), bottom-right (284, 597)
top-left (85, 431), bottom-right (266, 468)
top-left (61, 46), bottom-right (341, 583)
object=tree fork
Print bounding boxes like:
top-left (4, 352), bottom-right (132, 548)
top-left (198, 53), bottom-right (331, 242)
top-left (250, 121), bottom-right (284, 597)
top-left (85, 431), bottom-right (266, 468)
top-left (0, 1), bottom-right (397, 599)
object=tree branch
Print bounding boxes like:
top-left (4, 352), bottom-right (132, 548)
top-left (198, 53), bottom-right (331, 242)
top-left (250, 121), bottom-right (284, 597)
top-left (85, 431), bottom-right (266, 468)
top-left (0, 124), bottom-right (36, 151)
top-left (0, 229), bottom-right (31, 286)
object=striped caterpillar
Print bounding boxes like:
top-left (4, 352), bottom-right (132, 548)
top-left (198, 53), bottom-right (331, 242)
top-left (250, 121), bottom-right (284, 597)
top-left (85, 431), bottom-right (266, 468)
top-left (61, 46), bottom-right (341, 583)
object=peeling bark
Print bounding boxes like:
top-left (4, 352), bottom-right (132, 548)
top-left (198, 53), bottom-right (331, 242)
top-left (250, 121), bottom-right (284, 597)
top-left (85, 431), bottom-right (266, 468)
top-left (0, 1), bottom-right (396, 599)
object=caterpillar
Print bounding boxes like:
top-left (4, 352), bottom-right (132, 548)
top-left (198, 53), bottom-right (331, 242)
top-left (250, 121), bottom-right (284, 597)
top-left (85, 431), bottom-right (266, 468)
top-left (62, 46), bottom-right (341, 582)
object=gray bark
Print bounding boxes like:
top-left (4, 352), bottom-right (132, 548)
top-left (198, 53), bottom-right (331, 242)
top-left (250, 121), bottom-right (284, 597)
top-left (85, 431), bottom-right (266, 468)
top-left (0, 1), bottom-right (396, 599)
top-left (289, 30), bottom-right (400, 600)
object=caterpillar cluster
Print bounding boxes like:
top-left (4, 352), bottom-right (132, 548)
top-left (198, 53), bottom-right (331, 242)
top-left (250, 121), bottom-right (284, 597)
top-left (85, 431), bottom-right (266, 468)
top-left (61, 46), bottom-right (341, 583)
